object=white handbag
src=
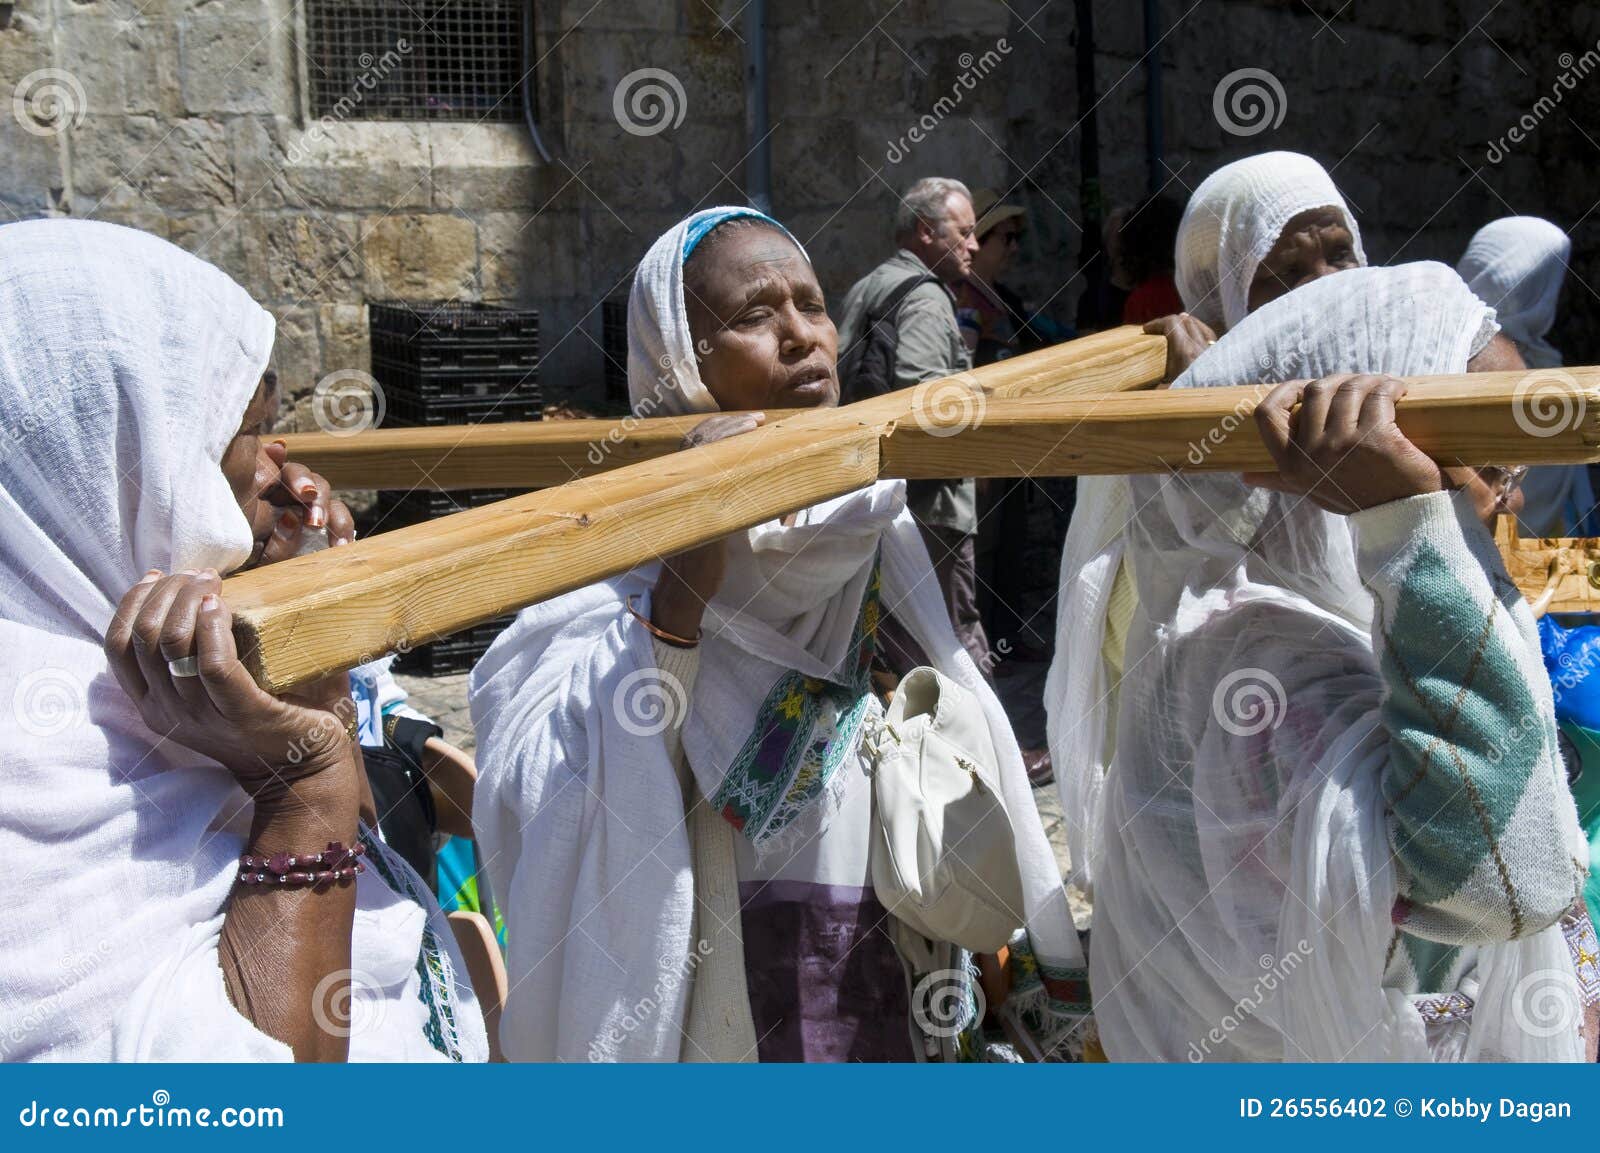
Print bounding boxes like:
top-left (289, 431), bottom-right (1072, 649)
top-left (862, 666), bottom-right (1025, 953)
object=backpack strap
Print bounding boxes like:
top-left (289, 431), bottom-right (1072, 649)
top-left (876, 272), bottom-right (941, 323)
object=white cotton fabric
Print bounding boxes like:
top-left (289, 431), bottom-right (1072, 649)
top-left (1457, 216), bottom-right (1589, 534)
top-left (1044, 473), bottom-right (1133, 899)
top-left (471, 483), bottom-right (1082, 1061)
top-left (627, 206), bottom-right (799, 418)
top-left (1174, 151), bottom-right (1365, 333)
top-left (1458, 216), bottom-right (1569, 370)
top-left (474, 209), bottom-right (1080, 1061)
top-left (1058, 260), bottom-right (1581, 1061)
top-left (0, 219), bottom-right (485, 1062)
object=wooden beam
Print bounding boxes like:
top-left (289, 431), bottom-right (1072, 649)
top-left (230, 359), bottom-right (1600, 691)
top-left (883, 371), bottom-right (1600, 478)
top-left (228, 420), bottom-right (882, 693)
top-left (277, 414), bottom-right (710, 491)
top-left (275, 326), bottom-right (1169, 491)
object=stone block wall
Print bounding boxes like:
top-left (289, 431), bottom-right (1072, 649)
top-left (2, 0), bottom-right (1596, 430)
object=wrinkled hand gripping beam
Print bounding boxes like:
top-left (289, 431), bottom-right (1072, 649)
top-left (228, 329), bottom-right (1600, 691)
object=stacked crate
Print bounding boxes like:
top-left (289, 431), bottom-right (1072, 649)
top-left (369, 301), bottom-right (540, 675)
top-left (601, 296), bottom-right (629, 412)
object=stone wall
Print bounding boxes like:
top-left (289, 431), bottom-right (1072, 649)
top-left (3, 0), bottom-right (1597, 430)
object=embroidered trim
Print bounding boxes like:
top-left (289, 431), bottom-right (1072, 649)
top-left (1410, 990), bottom-right (1474, 1024)
top-left (360, 826), bottom-right (466, 1061)
top-left (711, 558), bottom-right (882, 845)
top-left (1562, 906), bottom-right (1600, 1006)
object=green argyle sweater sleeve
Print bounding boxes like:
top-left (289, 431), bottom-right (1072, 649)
top-left (1352, 490), bottom-right (1585, 946)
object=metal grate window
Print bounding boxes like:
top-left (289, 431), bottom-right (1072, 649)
top-left (305, 1), bottom-right (527, 122)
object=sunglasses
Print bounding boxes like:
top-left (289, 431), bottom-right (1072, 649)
top-left (1479, 465), bottom-right (1528, 510)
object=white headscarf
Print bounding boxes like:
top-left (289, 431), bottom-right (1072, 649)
top-left (1458, 216), bottom-right (1569, 370)
top-left (474, 211), bottom-right (1084, 1062)
top-left (626, 205), bottom-right (801, 417)
top-left (1458, 217), bottom-right (1589, 534)
top-left (0, 220), bottom-right (485, 1061)
top-left (1175, 151), bottom-right (1366, 333)
top-left (1065, 262), bottom-right (1582, 1061)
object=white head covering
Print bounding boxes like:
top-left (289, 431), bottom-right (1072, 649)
top-left (475, 212), bottom-right (1085, 1062)
top-left (626, 206), bottom-right (802, 418)
top-left (1055, 262), bottom-right (1581, 1061)
top-left (1175, 151), bottom-right (1366, 333)
top-left (1458, 215), bottom-right (1570, 370)
top-left (0, 220), bottom-right (485, 1061)
top-left (1458, 217), bottom-right (1588, 533)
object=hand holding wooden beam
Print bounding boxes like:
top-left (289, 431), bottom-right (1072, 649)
top-left (227, 340), bottom-right (1600, 690)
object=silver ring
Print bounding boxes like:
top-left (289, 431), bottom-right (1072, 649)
top-left (167, 655), bottom-right (200, 678)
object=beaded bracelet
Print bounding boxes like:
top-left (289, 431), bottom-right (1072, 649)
top-left (237, 841), bottom-right (366, 887)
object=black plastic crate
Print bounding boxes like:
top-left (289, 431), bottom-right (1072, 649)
top-left (375, 487), bottom-right (530, 529)
top-left (374, 357), bottom-right (541, 404)
top-left (369, 301), bottom-right (541, 399)
top-left (394, 615), bottom-right (518, 676)
top-left (383, 386), bottom-right (543, 428)
top-left (601, 297), bottom-right (628, 410)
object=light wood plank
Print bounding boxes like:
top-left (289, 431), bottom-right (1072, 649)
top-left (275, 326), bottom-right (1169, 491)
top-left (228, 421), bottom-right (882, 692)
top-left (232, 356), bottom-right (1600, 690)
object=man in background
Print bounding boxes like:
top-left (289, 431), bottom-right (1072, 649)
top-left (836, 176), bottom-right (989, 677)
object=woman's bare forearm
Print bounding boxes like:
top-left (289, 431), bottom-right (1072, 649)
top-left (219, 751), bottom-right (362, 1062)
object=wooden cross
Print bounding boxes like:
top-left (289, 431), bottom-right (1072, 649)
top-left (224, 326), bottom-right (1600, 691)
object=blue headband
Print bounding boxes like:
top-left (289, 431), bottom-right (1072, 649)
top-left (681, 208), bottom-right (792, 261)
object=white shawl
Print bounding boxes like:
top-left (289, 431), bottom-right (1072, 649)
top-left (472, 208), bottom-right (1081, 1061)
top-left (1174, 151), bottom-right (1366, 333)
top-left (1060, 261), bottom-right (1582, 1061)
top-left (1458, 216), bottom-right (1587, 534)
top-left (0, 219), bottom-right (485, 1062)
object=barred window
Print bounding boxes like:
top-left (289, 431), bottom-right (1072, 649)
top-left (304, 1), bottom-right (527, 122)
